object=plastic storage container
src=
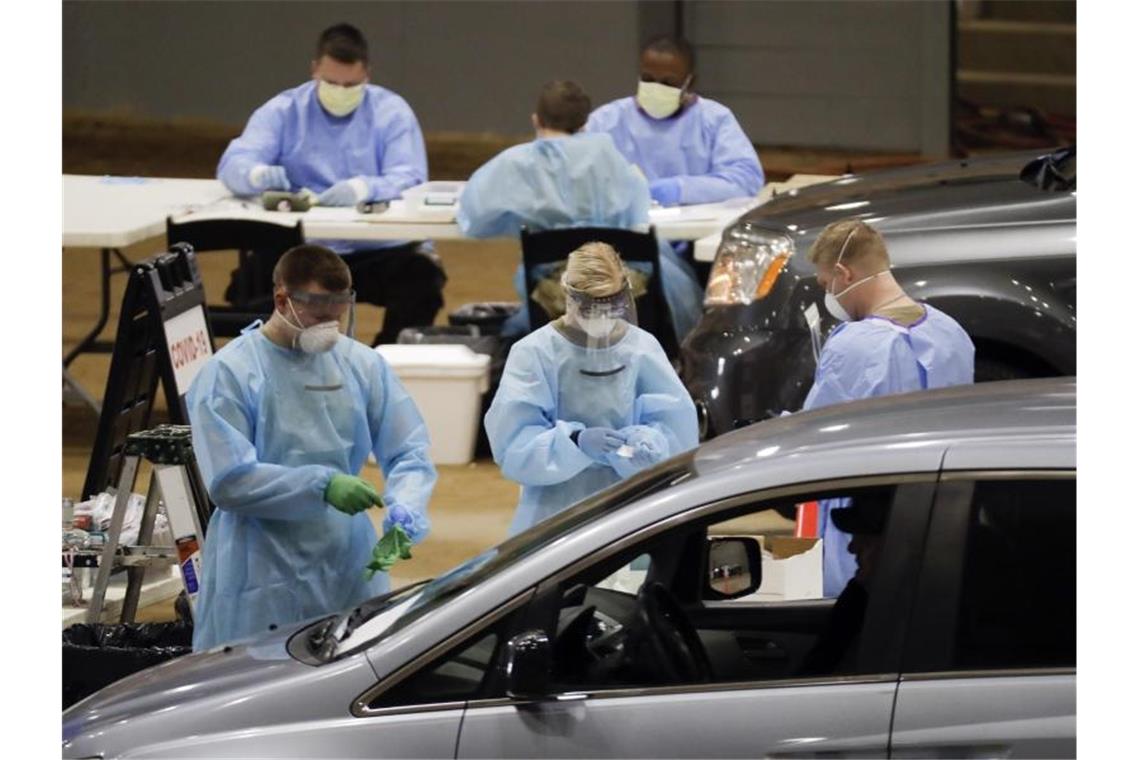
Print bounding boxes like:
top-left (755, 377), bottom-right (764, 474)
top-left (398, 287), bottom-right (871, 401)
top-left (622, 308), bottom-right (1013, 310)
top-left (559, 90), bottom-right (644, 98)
top-left (375, 344), bottom-right (491, 465)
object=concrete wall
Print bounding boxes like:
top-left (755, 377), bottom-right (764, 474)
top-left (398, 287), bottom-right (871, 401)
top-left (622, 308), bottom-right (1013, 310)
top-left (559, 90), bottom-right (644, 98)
top-left (686, 0), bottom-right (951, 154)
top-left (63, 0), bottom-right (951, 154)
top-left (63, 0), bottom-right (643, 133)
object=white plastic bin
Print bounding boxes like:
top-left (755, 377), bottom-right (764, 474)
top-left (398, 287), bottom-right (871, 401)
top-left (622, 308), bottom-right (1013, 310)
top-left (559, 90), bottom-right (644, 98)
top-left (375, 344), bottom-right (491, 465)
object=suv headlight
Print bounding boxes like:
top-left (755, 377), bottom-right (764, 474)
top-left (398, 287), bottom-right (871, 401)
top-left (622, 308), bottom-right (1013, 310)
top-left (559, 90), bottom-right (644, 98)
top-left (704, 223), bottom-right (795, 306)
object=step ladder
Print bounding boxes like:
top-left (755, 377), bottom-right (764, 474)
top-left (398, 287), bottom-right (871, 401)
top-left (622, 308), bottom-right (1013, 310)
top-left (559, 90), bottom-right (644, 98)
top-left (70, 425), bottom-right (211, 625)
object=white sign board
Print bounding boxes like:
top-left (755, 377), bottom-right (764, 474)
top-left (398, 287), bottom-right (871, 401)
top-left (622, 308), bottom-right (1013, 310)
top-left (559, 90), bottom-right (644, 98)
top-left (163, 306), bottom-right (213, 395)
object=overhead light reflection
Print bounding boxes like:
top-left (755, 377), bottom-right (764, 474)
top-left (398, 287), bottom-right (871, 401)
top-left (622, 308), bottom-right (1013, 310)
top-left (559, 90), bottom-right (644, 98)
top-left (756, 445), bottom-right (780, 458)
top-left (825, 201), bottom-right (870, 212)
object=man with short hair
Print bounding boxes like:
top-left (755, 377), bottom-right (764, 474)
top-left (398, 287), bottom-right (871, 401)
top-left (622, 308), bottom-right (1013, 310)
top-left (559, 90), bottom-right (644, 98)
top-left (803, 218), bottom-right (974, 594)
top-left (585, 35), bottom-right (765, 207)
top-left (186, 244), bottom-right (437, 651)
top-left (217, 23), bottom-right (444, 345)
top-left (457, 80), bottom-right (702, 340)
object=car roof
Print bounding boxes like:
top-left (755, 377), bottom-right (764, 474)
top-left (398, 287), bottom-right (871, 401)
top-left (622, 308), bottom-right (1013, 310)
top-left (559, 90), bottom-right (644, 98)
top-left (692, 377), bottom-right (1075, 483)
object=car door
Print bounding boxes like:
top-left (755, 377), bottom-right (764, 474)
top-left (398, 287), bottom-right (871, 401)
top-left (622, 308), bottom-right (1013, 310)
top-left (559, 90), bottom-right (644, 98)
top-left (891, 472), bottom-right (1077, 758)
top-left (456, 474), bottom-right (935, 759)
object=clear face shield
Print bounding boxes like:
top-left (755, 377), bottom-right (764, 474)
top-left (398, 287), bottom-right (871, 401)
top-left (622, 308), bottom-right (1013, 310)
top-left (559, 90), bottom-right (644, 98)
top-left (559, 277), bottom-right (638, 376)
top-left (281, 288), bottom-right (357, 353)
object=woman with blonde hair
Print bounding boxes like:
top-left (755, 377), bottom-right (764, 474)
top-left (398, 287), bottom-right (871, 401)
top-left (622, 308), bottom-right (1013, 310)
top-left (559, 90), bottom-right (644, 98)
top-left (485, 241), bottom-right (698, 536)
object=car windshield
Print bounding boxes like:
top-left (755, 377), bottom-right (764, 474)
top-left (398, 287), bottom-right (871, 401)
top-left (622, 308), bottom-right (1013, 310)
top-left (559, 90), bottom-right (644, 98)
top-left (303, 456), bottom-right (696, 662)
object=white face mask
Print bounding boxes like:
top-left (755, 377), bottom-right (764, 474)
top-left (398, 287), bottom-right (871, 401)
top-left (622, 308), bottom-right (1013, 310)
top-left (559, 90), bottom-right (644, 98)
top-left (580, 315), bottom-right (617, 339)
top-left (317, 80), bottom-right (365, 117)
top-left (283, 300), bottom-right (341, 353)
top-left (636, 80), bottom-right (685, 119)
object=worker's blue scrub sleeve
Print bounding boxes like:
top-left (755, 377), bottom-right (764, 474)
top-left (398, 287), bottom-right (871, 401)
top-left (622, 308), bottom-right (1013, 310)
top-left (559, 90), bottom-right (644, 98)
top-left (585, 97), bottom-right (765, 205)
top-left (217, 80), bottom-right (427, 204)
top-left (185, 329), bottom-right (436, 651)
top-left (801, 305), bottom-right (975, 594)
top-left (819, 498), bottom-right (859, 598)
top-left (486, 325), bottom-right (698, 535)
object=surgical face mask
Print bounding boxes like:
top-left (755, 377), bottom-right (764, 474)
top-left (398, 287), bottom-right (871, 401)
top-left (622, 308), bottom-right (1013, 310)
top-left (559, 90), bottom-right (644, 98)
top-left (636, 80), bottom-right (686, 119)
top-left (317, 80), bottom-right (365, 117)
top-left (821, 226), bottom-right (888, 322)
top-left (580, 314), bottom-right (617, 339)
top-left (283, 299), bottom-right (341, 353)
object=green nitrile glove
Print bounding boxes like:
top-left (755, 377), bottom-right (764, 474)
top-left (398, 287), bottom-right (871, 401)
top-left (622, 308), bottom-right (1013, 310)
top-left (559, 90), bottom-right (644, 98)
top-left (364, 524), bottom-right (413, 580)
top-left (324, 474), bottom-right (382, 515)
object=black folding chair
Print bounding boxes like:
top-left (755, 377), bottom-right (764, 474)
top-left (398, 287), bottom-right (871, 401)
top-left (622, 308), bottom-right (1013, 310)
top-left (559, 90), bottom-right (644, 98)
top-left (519, 226), bottom-right (679, 357)
top-left (165, 217), bottom-right (304, 337)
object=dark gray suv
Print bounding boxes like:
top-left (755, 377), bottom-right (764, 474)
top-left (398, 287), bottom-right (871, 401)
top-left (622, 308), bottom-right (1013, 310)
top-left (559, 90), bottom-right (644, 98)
top-left (682, 147), bottom-right (1076, 438)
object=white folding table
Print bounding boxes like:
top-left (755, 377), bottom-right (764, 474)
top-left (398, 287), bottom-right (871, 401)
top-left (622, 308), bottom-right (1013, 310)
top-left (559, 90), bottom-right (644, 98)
top-left (63, 176), bottom-right (232, 411)
top-left (63, 175), bottom-right (772, 409)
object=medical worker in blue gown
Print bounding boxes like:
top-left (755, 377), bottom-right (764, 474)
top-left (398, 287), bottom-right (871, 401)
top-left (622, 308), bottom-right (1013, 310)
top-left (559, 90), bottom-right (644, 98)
top-left (485, 242), bottom-right (699, 536)
top-left (585, 35), bottom-right (764, 207)
top-left (456, 80), bottom-right (703, 341)
top-left (801, 219), bottom-right (974, 596)
top-left (186, 245), bottom-right (436, 651)
top-left (216, 23), bottom-right (443, 346)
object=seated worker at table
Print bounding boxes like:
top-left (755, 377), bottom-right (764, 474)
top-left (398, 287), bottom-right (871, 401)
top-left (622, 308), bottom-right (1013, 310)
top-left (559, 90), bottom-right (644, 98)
top-left (216, 22), bottom-right (444, 345)
top-left (585, 35), bottom-right (765, 208)
top-left (484, 242), bottom-right (698, 536)
top-left (456, 80), bottom-right (702, 341)
top-left (185, 244), bottom-right (436, 651)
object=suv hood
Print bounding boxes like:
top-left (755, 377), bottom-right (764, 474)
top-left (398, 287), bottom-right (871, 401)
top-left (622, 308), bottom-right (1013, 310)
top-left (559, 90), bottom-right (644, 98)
top-left (745, 150), bottom-right (1075, 239)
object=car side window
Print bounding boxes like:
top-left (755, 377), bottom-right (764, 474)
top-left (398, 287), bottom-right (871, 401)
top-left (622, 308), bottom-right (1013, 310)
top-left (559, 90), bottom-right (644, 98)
top-left (540, 483), bottom-right (915, 693)
top-left (954, 478), bottom-right (1076, 670)
top-left (367, 626), bottom-right (505, 710)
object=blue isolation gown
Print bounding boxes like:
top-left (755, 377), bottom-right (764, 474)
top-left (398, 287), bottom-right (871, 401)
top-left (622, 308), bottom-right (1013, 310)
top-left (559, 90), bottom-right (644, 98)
top-left (456, 133), bottom-right (703, 340)
top-left (485, 322), bottom-right (699, 536)
top-left (803, 305), bottom-right (975, 596)
top-left (185, 325), bottom-right (436, 651)
top-left (216, 80), bottom-right (427, 253)
top-left (585, 96), bottom-right (765, 204)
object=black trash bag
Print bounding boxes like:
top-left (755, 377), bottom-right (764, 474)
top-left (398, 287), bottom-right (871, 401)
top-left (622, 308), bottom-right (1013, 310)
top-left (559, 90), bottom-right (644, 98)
top-left (447, 302), bottom-right (521, 337)
top-left (62, 621), bottom-right (193, 709)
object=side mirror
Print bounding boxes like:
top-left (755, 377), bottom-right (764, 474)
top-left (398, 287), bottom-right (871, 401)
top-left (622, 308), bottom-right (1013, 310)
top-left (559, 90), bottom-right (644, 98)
top-left (704, 536), bottom-right (762, 600)
top-left (503, 629), bottom-right (552, 700)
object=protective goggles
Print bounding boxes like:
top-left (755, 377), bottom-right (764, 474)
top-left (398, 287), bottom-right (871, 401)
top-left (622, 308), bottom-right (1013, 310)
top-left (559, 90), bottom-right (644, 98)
top-left (562, 278), bottom-right (637, 322)
top-left (287, 289), bottom-right (357, 338)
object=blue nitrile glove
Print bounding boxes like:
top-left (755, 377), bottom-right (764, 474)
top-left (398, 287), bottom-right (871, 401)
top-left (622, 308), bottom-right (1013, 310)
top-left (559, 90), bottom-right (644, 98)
top-left (249, 164), bottom-right (290, 192)
top-left (623, 426), bottom-right (668, 469)
top-left (324, 474), bottom-right (382, 515)
top-left (364, 524), bottom-right (413, 580)
top-left (383, 503), bottom-right (431, 543)
top-left (317, 177), bottom-right (369, 206)
top-left (577, 427), bottom-right (627, 462)
top-left (649, 177), bottom-right (682, 207)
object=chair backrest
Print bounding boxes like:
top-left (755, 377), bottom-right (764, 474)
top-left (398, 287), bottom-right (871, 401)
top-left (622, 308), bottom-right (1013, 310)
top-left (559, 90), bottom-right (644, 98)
top-left (165, 217), bottom-right (304, 255)
top-left (519, 226), bottom-right (678, 356)
top-left (166, 217), bottom-right (305, 337)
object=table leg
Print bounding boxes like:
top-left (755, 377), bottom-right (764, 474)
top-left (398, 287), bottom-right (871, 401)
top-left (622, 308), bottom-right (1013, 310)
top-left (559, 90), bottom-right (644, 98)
top-left (63, 247), bottom-right (114, 368)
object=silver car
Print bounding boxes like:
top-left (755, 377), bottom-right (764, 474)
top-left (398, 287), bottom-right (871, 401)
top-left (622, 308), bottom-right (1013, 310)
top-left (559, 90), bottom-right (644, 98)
top-left (64, 378), bottom-right (1076, 758)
